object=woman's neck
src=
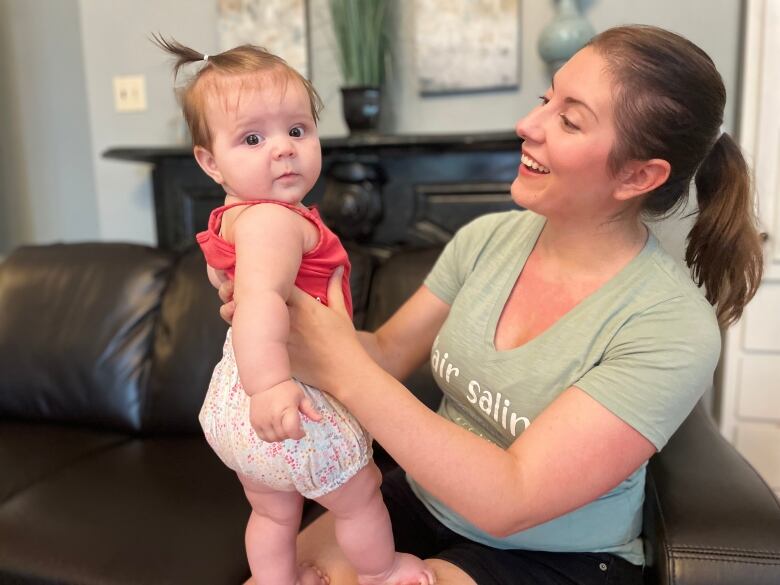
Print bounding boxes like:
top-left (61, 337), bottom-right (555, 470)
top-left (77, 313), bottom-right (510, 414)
top-left (535, 214), bottom-right (649, 279)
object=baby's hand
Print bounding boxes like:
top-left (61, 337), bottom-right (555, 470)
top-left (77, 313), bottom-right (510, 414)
top-left (206, 265), bottom-right (229, 290)
top-left (249, 379), bottom-right (322, 442)
top-left (217, 279), bottom-right (235, 324)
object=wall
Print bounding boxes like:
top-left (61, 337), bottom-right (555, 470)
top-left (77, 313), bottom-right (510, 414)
top-left (78, 0), bottom-right (219, 244)
top-left (380, 0), bottom-right (742, 136)
top-left (0, 0), bottom-right (744, 255)
top-left (0, 0), bottom-right (98, 253)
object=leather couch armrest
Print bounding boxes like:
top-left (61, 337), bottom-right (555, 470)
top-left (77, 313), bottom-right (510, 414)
top-left (643, 402), bottom-right (780, 585)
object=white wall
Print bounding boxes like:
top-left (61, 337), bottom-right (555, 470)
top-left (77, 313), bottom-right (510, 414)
top-left (78, 0), bottom-right (219, 244)
top-left (0, 0), bottom-right (98, 252)
top-left (0, 0), bottom-right (744, 255)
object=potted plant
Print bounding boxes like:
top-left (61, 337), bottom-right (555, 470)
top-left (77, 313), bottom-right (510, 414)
top-left (329, 0), bottom-right (389, 133)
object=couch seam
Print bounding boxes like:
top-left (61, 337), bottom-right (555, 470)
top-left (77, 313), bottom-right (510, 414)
top-left (669, 554), bottom-right (780, 566)
top-left (672, 545), bottom-right (780, 555)
top-left (138, 250), bottom-right (178, 434)
top-left (670, 552), bottom-right (780, 561)
top-left (0, 435), bottom-right (131, 506)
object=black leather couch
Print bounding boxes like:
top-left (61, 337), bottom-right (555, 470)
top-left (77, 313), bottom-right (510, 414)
top-left (0, 242), bottom-right (778, 585)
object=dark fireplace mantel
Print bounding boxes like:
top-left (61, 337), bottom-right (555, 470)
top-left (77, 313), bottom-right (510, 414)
top-left (104, 131), bottom-right (522, 251)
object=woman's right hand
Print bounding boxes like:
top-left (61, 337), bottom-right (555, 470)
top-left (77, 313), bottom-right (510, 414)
top-left (218, 279), bottom-right (236, 324)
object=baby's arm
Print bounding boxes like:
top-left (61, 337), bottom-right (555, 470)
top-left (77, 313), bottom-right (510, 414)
top-left (230, 204), bottom-right (320, 440)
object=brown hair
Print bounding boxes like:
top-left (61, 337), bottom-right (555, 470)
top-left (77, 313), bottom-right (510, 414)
top-left (152, 34), bottom-right (323, 149)
top-left (588, 25), bottom-right (763, 326)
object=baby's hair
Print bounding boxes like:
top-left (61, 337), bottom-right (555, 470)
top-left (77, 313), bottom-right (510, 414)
top-left (152, 34), bottom-right (323, 148)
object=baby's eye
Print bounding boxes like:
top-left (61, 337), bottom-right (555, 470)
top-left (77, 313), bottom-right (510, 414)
top-left (245, 134), bottom-right (261, 146)
top-left (289, 126), bottom-right (305, 138)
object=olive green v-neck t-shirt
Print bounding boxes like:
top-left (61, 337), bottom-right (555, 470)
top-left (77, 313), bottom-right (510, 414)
top-left (409, 210), bottom-right (721, 565)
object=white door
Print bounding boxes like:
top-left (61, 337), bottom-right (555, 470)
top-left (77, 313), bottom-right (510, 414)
top-left (719, 0), bottom-right (780, 498)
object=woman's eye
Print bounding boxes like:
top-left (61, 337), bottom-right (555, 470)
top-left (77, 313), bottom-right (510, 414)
top-left (289, 126), bottom-right (305, 138)
top-left (559, 114), bottom-right (580, 131)
top-left (245, 134), bottom-right (261, 145)
top-left (538, 95), bottom-right (550, 106)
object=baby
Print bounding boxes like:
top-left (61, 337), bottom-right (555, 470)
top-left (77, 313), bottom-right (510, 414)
top-left (156, 37), bottom-right (434, 585)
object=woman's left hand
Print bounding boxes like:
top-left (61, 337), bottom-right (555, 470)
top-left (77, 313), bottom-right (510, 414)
top-left (287, 267), bottom-right (367, 398)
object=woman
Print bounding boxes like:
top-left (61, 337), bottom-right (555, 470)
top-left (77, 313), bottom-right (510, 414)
top-left (222, 25), bottom-right (763, 585)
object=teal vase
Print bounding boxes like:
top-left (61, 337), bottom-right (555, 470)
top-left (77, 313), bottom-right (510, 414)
top-left (538, 0), bottom-right (596, 74)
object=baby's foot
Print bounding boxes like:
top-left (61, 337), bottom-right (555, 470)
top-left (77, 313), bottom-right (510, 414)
top-left (243, 563), bottom-right (328, 585)
top-left (298, 561), bottom-right (330, 585)
top-left (358, 553), bottom-right (435, 585)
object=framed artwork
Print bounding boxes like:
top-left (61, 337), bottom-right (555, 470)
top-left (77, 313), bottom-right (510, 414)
top-left (413, 0), bottom-right (519, 95)
top-left (217, 0), bottom-right (310, 78)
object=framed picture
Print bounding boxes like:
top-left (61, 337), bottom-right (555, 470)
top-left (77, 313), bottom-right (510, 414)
top-left (217, 0), bottom-right (310, 78)
top-left (413, 0), bottom-right (519, 95)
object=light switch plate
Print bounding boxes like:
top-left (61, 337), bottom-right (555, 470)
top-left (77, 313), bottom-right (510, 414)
top-left (113, 75), bottom-right (147, 112)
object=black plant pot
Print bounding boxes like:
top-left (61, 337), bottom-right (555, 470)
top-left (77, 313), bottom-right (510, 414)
top-left (341, 86), bottom-right (381, 133)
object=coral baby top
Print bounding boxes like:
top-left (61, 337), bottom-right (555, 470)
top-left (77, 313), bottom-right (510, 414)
top-left (196, 200), bottom-right (353, 318)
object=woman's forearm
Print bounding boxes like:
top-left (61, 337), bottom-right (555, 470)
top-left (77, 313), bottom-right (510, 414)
top-left (355, 330), bottom-right (421, 380)
top-left (357, 329), bottom-right (430, 381)
top-left (353, 286), bottom-right (448, 382)
top-left (356, 331), bottom-right (386, 369)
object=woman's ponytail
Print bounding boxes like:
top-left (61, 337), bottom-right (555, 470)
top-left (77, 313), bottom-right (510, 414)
top-left (686, 133), bottom-right (764, 326)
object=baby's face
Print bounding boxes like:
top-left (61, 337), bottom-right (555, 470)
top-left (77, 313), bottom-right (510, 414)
top-left (203, 75), bottom-right (321, 205)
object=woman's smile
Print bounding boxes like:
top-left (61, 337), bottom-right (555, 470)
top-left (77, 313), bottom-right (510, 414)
top-left (520, 152), bottom-right (551, 175)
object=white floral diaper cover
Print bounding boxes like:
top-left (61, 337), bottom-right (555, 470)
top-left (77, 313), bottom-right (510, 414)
top-left (199, 329), bottom-right (372, 499)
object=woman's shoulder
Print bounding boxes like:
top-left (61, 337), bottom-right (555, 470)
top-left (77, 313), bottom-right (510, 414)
top-left (588, 234), bottom-right (721, 355)
top-left (647, 244), bottom-right (717, 311)
top-left (622, 241), bottom-right (721, 347)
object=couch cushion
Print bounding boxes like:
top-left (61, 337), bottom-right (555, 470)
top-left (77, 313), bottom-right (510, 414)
top-left (0, 244), bottom-right (172, 432)
top-left (344, 243), bottom-right (377, 330)
top-left (143, 248), bottom-right (227, 434)
top-left (364, 247), bottom-right (444, 412)
top-left (0, 422), bottom-right (126, 505)
top-left (0, 428), bottom-right (250, 585)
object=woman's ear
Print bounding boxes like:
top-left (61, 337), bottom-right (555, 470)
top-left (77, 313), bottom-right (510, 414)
top-left (193, 145), bottom-right (224, 185)
top-left (614, 159), bottom-right (671, 201)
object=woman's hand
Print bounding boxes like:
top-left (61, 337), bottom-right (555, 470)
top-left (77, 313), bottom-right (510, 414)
top-left (218, 279), bottom-right (236, 324)
top-left (287, 267), bottom-right (368, 398)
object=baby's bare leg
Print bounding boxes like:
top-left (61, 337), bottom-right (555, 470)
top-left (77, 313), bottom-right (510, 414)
top-left (240, 477), bottom-right (308, 585)
top-left (314, 462), bottom-right (434, 585)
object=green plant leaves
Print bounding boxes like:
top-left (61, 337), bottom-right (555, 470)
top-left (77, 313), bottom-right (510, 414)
top-left (329, 0), bottom-right (388, 87)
